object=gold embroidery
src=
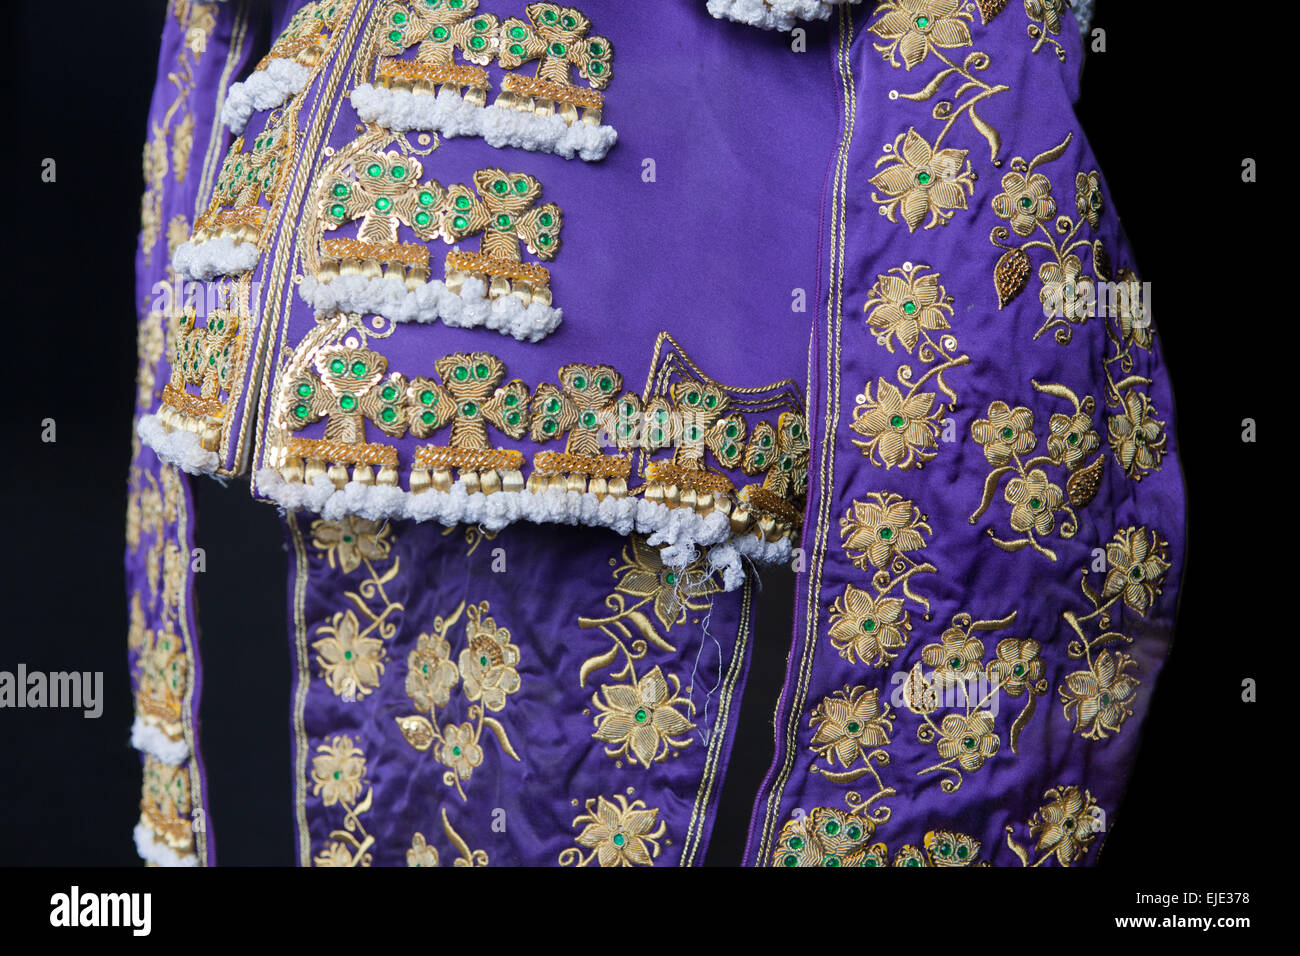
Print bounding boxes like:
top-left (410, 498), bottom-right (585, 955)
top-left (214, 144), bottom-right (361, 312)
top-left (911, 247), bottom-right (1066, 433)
top-left (1059, 527), bottom-right (1169, 739)
top-left (375, 0), bottom-right (497, 102)
top-left (771, 810), bottom-right (985, 867)
top-left (830, 493), bottom-right (936, 667)
top-left (395, 601), bottom-right (522, 800)
top-left (140, 755), bottom-right (194, 854)
top-left (311, 734), bottom-right (375, 866)
top-left (577, 535), bottom-right (718, 767)
top-left (559, 793), bottom-right (664, 867)
top-left (855, 263), bottom-right (969, 468)
top-left (968, 380), bottom-right (1102, 560)
top-left (1025, 0), bottom-right (1068, 61)
top-left (808, 685), bottom-right (894, 784)
top-left (1005, 784), bottom-right (1103, 866)
top-left (309, 516), bottom-right (403, 700)
top-left (496, 3), bottom-right (612, 125)
top-left (870, 129), bottom-right (976, 231)
top-left (407, 809), bottom-right (489, 867)
top-left (258, 0), bottom-right (348, 72)
top-left (904, 611), bottom-right (1046, 793)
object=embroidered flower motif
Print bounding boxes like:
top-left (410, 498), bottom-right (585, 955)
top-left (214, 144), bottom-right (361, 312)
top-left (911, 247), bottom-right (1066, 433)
top-left (970, 401), bottom-right (1036, 466)
top-left (1038, 255), bottom-right (1095, 322)
top-left (1075, 170), bottom-right (1103, 228)
top-left (128, 593), bottom-right (149, 653)
top-left (1047, 410), bottom-right (1099, 469)
top-left (162, 542), bottom-right (186, 610)
top-left (313, 841), bottom-right (356, 867)
top-left (864, 267), bottom-right (953, 353)
top-left (840, 494), bottom-right (930, 571)
top-left (139, 486), bottom-right (164, 541)
top-left (310, 515), bottom-right (393, 573)
top-left (591, 666), bottom-right (694, 767)
top-left (313, 609), bottom-right (386, 700)
top-left (1113, 268), bottom-right (1152, 349)
top-left (611, 534), bottom-right (719, 631)
top-left (407, 833), bottom-right (440, 868)
top-left (870, 129), bottom-right (975, 232)
top-left (1102, 527), bottom-right (1170, 615)
top-left (569, 794), bottom-right (665, 867)
top-left (936, 711), bottom-right (1000, 771)
top-left (810, 686), bottom-right (894, 768)
top-left (922, 626), bottom-right (985, 686)
top-left (829, 585), bottom-right (910, 667)
top-left (126, 495), bottom-right (142, 551)
top-left (868, 0), bottom-right (974, 70)
top-left (1108, 391), bottom-right (1166, 476)
top-left (851, 380), bottom-right (940, 469)
top-left (439, 721), bottom-right (483, 780)
top-left (1025, 0), bottom-right (1066, 38)
top-left (457, 606), bottom-right (521, 712)
top-left (1005, 468), bottom-right (1063, 535)
top-left (406, 632), bottom-right (459, 712)
top-left (1029, 784), bottom-right (1100, 866)
top-left (1060, 650), bottom-right (1138, 739)
top-left (311, 734), bottom-right (367, 807)
top-left (987, 638), bottom-right (1044, 697)
top-left (992, 170), bottom-right (1057, 236)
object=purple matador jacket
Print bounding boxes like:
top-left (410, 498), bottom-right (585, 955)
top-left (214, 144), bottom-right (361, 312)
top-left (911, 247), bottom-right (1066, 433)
top-left (126, 0), bottom-right (1182, 868)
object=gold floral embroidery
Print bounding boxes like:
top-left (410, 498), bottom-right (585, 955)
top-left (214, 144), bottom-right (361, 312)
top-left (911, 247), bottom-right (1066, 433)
top-left (395, 601), bottom-right (522, 799)
top-left (1024, 0), bottom-right (1068, 61)
top-left (311, 734), bottom-right (375, 867)
top-left (407, 809), bottom-right (489, 867)
top-left (577, 535), bottom-right (716, 767)
top-left (308, 516), bottom-right (403, 700)
top-left (559, 793), bottom-right (665, 867)
top-left (870, 129), bottom-right (976, 232)
top-left (140, 755), bottom-right (194, 854)
top-left (1006, 784), bottom-right (1103, 866)
top-left (1058, 526), bottom-right (1169, 739)
top-left (855, 264), bottom-right (969, 469)
top-left (868, 1), bottom-right (1008, 163)
top-left (903, 611), bottom-right (1044, 793)
top-left (772, 810), bottom-right (986, 867)
top-left (496, 3), bottom-right (613, 125)
top-left (968, 381), bottom-right (1103, 560)
top-left (808, 685), bottom-right (894, 783)
top-left (830, 494), bottom-right (936, 667)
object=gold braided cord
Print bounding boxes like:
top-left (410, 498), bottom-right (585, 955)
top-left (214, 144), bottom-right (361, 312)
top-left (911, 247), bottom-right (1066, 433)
top-left (321, 237), bottom-right (430, 267)
top-left (414, 446), bottom-right (525, 471)
top-left (645, 461), bottom-right (734, 495)
top-left (446, 250), bottom-right (550, 285)
top-left (533, 450), bottom-right (631, 478)
top-left (287, 437), bottom-right (399, 466)
top-left (501, 73), bottom-right (603, 109)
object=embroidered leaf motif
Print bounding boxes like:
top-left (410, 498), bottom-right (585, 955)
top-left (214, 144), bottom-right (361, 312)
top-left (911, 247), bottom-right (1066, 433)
top-left (482, 715), bottom-right (520, 762)
top-left (1008, 692), bottom-right (1037, 754)
top-left (994, 248), bottom-right (1031, 308)
top-left (969, 105), bottom-right (1002, 163)
top-left (396, 715), bottom-right (436, 751)
top-left (1066, 455), bottom-right (1104, 508)
top-left (903, 662), bottom-right (938, 715)
top-left (1027, 132), bottom-right (1073, 174)
top-left (578, 645), bottom-right (620, 688)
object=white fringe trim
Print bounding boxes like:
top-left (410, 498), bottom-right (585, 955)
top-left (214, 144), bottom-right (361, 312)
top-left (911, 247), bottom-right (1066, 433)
top-left (298, 273), bottom-right (562, 342)
top-left (131, 715), bottom-right (190, 766)
top-left (350, 85), bottom-right (618, 162)
top-left (138, 415), bottom-right (220, 475)
top-left (134, 821), bottom-right (198, 867)
top-left (256, 469), bottom-right (791, 587)
top-left (705, 0), bottom-right (862, 31)
top-left (172, 235), bottom-right (261, 281)
top-left (221, 58), bottom-right (312, 134)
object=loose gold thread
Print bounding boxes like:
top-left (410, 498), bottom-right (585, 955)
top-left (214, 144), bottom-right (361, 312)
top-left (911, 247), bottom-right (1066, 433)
top-left (250, 0), bottom-right (375, 489)
top-left (680, 574), bottom-right (753, 866)
top-left (758, 5), bottom-right (856, 863)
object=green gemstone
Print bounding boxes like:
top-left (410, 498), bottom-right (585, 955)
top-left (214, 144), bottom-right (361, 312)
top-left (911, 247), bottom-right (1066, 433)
top-left (790, 837), bottom-right (804, 850)
top-left (420, 390), bottom-right (435, 405)
top-left (1068, 432), bottom-right (1079, 445)
top-left (753, 454), bottom-right (765, 467)
top-left (543, 420), bottom-right (557, 434)
top-left (664, 572), bottom-right (676, 586)
top-left (939, 843), bottom-right (952, 856)
top-left (573, 375), bottom-right (587, 390)
top-left (506, 411), bottom-right (520, 425)
top-left (543, 9), bottom-right (557, 22)
top-left (825, 856), bottom-right (840, 867)
top-left (590, 43), bottom-right (604, 56)
top-left (916, 16), bottom-right (930, 29)
top-left (351, 361), bottom-right (366, 377)
top-left (391, 165), bottom-right (406, 179)
top-left (475, 363), bottom-right (489, 379)
top-left (455, 195), bottom-right (471, 210)
top-left (333, 183), bottom-right (349, 198)
top-left (381, 408), bottom-right (396, 423)
top-left (469, 35), bottom-right (485, 50)
top-left (825, 821), bottom-right (839, 836)
top-left (330, 203), bottom-right (345, 219)
top-left (862, 618), bottom-right (877, 632)
top-left (879, 527), bottom-right (893, 540)
top-left (339, 395), bottom-right (357, 411)
top-left (890, 414), bottom-right (906, 429)
top-left (957, 845), bottom-right (969, 859)
top-left (1020, 196), bottom-right (1034, 209)
top-left (539, 234), bottom-right (553, 246)
top-left (550, 42), bottom-right (566, 56)
top-left (581, 411), bottom-right (597, 428)
top-left (480, 655), bottom-right (488, 667)
top-left (1001, 427), bottom-right (1014, 440)
top-left (473, 18), bottom-right (488, 30)
top-left (461, 401), bottom-right (478, 417)
top-left (294, 404), bottom-right (309, 419)
top-left (392, 12), bottom-right (406, 24)
top-left (725, 424), bottom-right (738, 439)
top-left (381, 385), bottom-right (397, 401)
top-left (453, 215), bottom-right (468, 230)
top-left (415, 211), bottom-right (430, 226)
top-left (598, 376), bottom-right (613, 392)
top-left (950, 657), bottom-right (961, 668)
top-left (367, 164), bottom-right (382, 178)
top-left (454, 366), bottom-right (469, 381)
top-left (1030, 497), bottom-right (1042, 510)
top-left (452, 746), bottom-right (461, 756)
top-left (513, 179), bottom-right (529, 195)
top-left (545, 398), bottom-right (560, 414)
top-left (613, 833), bottom-right (626, 847)
top-left (847, 721), bottom-right (861, 734)
top-left (510, 25), bottom-right (526, 39)
top-left (432, 26), bottom-right (449, 40)
top-left (375, 197), bottom-right (392, 212)
top-left (847, 825), bottom-right (861, 839)
top-left (1013, 664), bottom-right (1025, 676)
top-left (902, 300), bottom-right (917, 315)
top-left (330, 359), bottom-right (346, 374)
top-left (1101, 694), bottom-right (1111, 706)
top-left (509, 43), bottom-right (525, 55)
top-left (539, 212), bottom-right (554, 227)
top-left (917, 171), bottom-right (932, 185)
top-left (421, 411), bottom-right (435, 425)
top-left (1130, 566), bottom-right (1143, 579)
top-left (963, 736), bottom-right (976, 749)
top-left (634, 709), bottom-right (647, 723)
top-left (562, 15), bottom-right (576, 27)
top-left (297, 383), bottom-right (312, 398)
top-left (492, 180), bottom-right (508, 195)
top-left (495, 214), bottom-right (512, 229)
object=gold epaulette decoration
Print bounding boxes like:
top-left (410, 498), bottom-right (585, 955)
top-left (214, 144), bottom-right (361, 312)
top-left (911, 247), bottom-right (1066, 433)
top-left (270, 334), bottom-right (808, 545)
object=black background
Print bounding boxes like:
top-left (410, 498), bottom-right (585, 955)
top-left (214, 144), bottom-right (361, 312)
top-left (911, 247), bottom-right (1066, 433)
top-left (0, 0), bottom-right (1272, 878)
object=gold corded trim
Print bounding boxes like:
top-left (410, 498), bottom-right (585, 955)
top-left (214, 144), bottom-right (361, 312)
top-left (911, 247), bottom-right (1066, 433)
top-left (645, 461), bottom-right (734, 495)
top-left (414, 446), bottom-right (525, 471)
top-left (446, 250), bottom-right (550, 285)
top-left (162, 383), bottom-right (224, 420)
top-left (378, 58), bottom-right (488, 89)
top-left (533, 450), bottom-right (630, 478)
top-left (287, 437), bottom-right (399, 466)
top-left (321, 237), bottom-right (430, 267)
top-left (501, 73), bottom-right (603, 110)
top-left (740, 484), bottom-right (802, 524)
